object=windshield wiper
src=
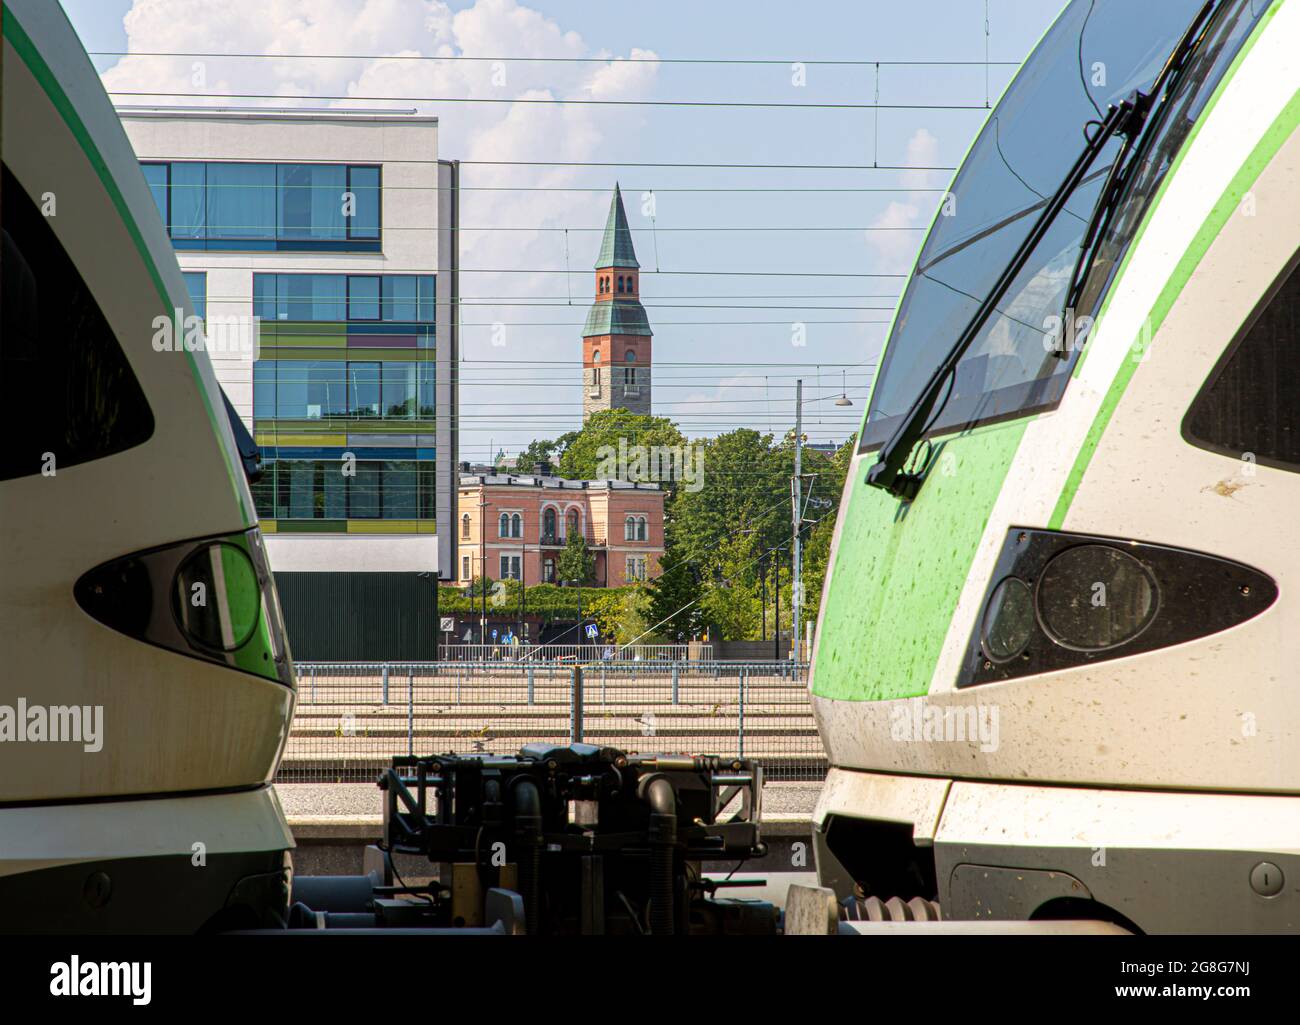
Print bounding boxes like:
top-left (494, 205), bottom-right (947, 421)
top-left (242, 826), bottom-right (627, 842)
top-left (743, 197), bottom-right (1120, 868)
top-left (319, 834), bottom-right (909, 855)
top-left (1054, 0), bottom-right (1219, 356)
top-left (866, 1), bottom-right (1219, 502)
top-left (865, 98), bottom-right (1141, 500)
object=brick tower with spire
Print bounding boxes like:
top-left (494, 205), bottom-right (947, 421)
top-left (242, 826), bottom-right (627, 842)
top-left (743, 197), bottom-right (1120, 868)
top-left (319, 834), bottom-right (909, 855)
top-left (583, 183), bottom-right (652, 420)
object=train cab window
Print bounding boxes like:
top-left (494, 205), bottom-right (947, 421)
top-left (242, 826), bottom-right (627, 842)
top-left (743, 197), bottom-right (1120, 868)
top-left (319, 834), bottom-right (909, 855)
top-left (857, 0), bottom-right (1271, 453)
top-left (1184, 254), bottom-right (1300, 472)
top-left (0, 164), bottom-right (154, 481)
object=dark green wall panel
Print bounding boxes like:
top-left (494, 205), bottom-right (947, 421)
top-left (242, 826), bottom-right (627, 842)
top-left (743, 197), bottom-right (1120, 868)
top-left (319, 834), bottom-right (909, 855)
top-left (275, 572), bottom-right (438, 661)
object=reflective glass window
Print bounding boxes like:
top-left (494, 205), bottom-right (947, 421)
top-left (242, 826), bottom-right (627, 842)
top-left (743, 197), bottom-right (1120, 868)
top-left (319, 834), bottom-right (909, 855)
top-left (278, 164), bottom-right (346, 240)
top-left (206, 163), bottom-right (276, 240)
top-left (348, 276), bottom-right (381, 321)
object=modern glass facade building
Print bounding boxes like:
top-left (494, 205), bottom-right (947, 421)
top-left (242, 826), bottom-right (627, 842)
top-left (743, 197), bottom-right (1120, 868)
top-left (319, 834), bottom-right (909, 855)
top-left (120, 109), bottom-right (458, 601)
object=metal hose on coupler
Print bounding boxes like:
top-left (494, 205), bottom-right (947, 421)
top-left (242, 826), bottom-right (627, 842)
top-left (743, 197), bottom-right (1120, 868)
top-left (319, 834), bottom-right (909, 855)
top-left (510, 777), bottom-right (543, 935)
top-left (640, 775), bottom-right (677, 935)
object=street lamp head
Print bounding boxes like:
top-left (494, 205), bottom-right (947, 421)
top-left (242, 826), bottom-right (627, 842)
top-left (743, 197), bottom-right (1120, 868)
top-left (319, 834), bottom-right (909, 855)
top-left (836, 368), bottom-right (853, 406)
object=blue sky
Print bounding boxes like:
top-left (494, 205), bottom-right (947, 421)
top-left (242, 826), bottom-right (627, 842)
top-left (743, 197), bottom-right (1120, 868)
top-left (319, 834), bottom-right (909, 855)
top-left (60, 0), bottom-right (1063, 460)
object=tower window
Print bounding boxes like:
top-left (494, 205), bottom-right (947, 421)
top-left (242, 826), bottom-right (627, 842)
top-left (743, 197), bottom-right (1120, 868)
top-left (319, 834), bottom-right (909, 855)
top-left (625, 349), bottom-right (636, 363)
top-left (592, 349), bottom-right (601, 363)
top-left (462, 513), bottom-right (471, 538)
top-left (617, 276), bottom-right (625, 293)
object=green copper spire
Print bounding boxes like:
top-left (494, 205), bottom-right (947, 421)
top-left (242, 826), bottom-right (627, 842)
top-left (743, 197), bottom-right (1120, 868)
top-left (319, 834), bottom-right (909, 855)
top-left (594, 183), bottom-right (639, 269)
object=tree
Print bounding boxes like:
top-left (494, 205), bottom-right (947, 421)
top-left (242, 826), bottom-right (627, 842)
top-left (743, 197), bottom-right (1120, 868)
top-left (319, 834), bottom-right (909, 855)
top-left (667, 428), bottom-right (790, 588)
top-left (798, 435), bottom-right (855, 630)
top-left (516, 430), bottom-right (579, 473)
top-left (558, 409), bottom-right (687, 492)
top-left (699, 531), bottom-right (767, 641)
top-left (556, 532), bottom-right (594, 586)
top-left (585, 586), bottom-right (653, 644)
top-left (463, 575), bottom-right (495, 597)
top-left (645, 547), bottom-right (703, 642)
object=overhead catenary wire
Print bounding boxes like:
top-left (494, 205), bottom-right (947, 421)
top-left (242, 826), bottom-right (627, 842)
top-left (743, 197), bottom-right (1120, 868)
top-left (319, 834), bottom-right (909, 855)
top-left (171, 223), bottom-right (928, 232)
top-left (183, 265), bottom-right (909, 277)
top-left (127, 150), bottom-right (959, 172)
top-left (109, 88), bottom-right (992, 111)
top-left (92, 50), bottom-right (1021, 68)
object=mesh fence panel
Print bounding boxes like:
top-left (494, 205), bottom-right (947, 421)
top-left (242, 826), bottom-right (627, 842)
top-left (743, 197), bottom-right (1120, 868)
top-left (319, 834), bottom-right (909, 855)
top-left (280, 661), bottom-right (824, 783)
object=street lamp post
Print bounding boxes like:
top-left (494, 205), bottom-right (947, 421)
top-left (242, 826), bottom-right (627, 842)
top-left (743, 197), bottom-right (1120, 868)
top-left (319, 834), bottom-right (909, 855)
top-left (773, 560), bottom-right (781, 662)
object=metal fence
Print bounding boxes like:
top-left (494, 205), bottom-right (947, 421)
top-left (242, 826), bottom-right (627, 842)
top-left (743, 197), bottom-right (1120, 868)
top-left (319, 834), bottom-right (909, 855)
top-left (280, 660), bottom-right (824, 784)
top-left (437, 643), bottom-right (712, 663)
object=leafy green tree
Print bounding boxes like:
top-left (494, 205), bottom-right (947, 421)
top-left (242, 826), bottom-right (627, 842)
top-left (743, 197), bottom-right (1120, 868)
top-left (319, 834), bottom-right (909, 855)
top-left (645, 548), bottom-right (703, 642)
top-left (556, 532), bottom-right (594, 586)
top-left (558, 409), bottom-right (687, 490)
top-left (516, 430), bottom-right (579, 473)
top-left (463, 575), bottom-right (495, 597)
top-left (667, 428), bottom-right (790, 578)
top-left (798, 435), bottom-right (855, 630)
top-left (584, 586), bottom-right (653, 644)
top-left (699, 531), bottom-right (767, 641)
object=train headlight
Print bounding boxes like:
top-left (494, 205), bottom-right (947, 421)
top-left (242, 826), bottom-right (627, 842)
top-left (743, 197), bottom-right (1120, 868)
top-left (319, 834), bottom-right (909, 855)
top-left (980, 577), bottom-right (1034, 663)
top-left (1037, 545), bottom-right (1157, 651)
top-left (74, 529), bottom-right (292, 686)
top-left (959, 529), bottom-right (1276, 688)
top-left (173, 543), bottom-right (261, 651)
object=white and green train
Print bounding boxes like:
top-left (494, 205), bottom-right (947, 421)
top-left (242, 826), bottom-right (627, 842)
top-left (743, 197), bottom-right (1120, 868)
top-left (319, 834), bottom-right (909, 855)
top-left (1, 0), bottom-right (298, 931)
top-left (810, 0), bottom-right (1300, 932)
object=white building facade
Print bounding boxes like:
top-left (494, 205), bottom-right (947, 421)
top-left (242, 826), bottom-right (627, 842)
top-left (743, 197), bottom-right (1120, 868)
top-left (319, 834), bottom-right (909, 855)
top-left (119, 108), bottom-right (458, 581)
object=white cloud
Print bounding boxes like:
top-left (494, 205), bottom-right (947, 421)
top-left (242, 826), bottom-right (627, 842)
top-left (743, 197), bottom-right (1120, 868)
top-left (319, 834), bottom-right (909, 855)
top-left (863, 126), bottom-right (942, 270)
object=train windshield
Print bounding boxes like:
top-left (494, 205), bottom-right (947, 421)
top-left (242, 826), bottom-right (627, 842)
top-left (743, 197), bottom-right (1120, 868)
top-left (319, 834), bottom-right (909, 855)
top-left (860, 0), bottom-right (1271, 452)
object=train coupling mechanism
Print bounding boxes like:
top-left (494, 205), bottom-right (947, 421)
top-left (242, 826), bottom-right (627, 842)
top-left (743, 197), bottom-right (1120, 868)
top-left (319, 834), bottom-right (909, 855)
top-left (286, 744), bottom-right (780, 935)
